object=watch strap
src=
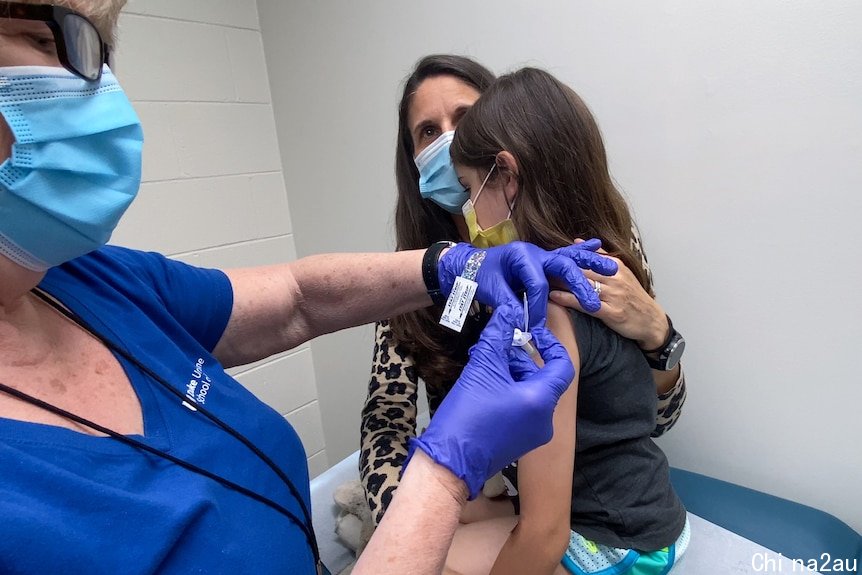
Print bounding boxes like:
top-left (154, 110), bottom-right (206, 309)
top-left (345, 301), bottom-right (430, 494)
top-left (642, 315), bottom-right (674, 354)
top-left (645, 352), bottom-right (667, 371)
top-left (643, 315), bottom-right (685, 371)
top-left (422, 241), bottom-right (455, 307)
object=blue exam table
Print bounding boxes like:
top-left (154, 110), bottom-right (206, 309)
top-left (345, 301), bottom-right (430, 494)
top-left (670, 467), bottom-right (861, 571)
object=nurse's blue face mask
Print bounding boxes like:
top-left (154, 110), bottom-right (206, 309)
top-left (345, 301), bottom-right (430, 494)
top-left (0, 66), bottom-right (143, 271)
top-left (414, 131), bottom-right (469, 214)
top-left (0, 3), bottom-right (143, 271)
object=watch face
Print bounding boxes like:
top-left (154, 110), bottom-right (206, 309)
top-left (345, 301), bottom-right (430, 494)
top-left (665, 335), bottom-right (685, 370)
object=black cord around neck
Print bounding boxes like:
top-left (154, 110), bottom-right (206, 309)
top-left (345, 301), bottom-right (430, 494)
top-left (0, 288), bottom-right (322, 568)
top-left (0, 380), bottom-right (316, 549)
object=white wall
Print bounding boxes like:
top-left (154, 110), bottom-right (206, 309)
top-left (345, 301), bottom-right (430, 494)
top-left (257, 0), bottom-right (862, 530)
top-left (110, 0), bottom-right (328, 478)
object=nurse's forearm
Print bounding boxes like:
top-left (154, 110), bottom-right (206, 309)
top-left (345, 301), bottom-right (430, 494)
top-left (290, 250), bottom-right (431, 339)
top-left (354, 450), bottom-right (467, 575)
top-left (215, 250), bottom-right (434, 367)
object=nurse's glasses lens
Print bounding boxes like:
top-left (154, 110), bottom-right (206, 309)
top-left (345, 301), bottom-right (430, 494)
top-left (62, 13), bottom-right (102, 81)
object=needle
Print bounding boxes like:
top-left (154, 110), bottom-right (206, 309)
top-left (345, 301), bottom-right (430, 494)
top-left (512, 293), bottom-right (542, 365)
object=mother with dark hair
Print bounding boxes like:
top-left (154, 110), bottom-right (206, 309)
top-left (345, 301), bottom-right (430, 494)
top-left (360, 55), bottom-right (689, 527)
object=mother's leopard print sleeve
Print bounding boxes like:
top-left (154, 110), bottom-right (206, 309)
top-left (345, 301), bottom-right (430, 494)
top-left (630, 223), bottom-right (689, 437)
top-left (359, 225), bottom-right (687, 524)
top-left (359, 320), bottom-right (421, 525)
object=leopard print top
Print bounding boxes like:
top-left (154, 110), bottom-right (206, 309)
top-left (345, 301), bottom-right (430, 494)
top-left (359, 226), bottom-right (688, 525)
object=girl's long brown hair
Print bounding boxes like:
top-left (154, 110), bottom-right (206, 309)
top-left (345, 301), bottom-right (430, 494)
top-left (391, 62), bottom-right (648, 392)
top-left (451, 67), bottom-right (650, 290)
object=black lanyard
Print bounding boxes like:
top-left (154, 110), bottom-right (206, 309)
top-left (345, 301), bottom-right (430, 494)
top-left (0, 288), bottom-right (324, 573)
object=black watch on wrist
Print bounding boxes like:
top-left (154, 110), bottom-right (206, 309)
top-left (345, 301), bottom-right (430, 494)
top-left (422, 241), bottom-right (456, 307)
top-left (642, 315), bottom-right (685, 371)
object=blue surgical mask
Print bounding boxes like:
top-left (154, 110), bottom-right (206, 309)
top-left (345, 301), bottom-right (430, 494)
top-left (0, 66), bottom-right (143, 271)
top-left (414, 131), bottom-right (468, 214)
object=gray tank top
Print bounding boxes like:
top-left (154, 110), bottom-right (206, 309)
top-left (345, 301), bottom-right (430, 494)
top-left (505, 310), bottom-right (686, 550)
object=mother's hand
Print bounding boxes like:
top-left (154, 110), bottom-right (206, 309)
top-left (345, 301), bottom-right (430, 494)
top-left (549, 252), bottom-right (668, 351)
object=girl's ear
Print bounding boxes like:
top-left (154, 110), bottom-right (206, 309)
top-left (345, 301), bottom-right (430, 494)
top-left (495, 151), bottom-right (520, 205)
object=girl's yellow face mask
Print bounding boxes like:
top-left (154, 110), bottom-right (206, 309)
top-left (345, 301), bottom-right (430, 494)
top-left (460, 164), bottom-right (519, 248)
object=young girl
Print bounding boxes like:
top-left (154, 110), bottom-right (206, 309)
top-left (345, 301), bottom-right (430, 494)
top-left (445, 67), bottom-right (689, 575)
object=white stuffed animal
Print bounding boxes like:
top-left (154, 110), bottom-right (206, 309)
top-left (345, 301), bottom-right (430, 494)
top-left (333, 480), bottom-right (375, 558)
top-left (482, 471), bottom-right (508, 498)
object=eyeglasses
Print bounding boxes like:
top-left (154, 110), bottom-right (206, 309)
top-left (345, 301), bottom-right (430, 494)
top-left (0, 1), bottom-right (107, 81)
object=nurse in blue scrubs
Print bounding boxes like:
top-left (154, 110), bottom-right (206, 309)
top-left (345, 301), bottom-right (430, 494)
top-left (0, 2), bottom-right (614, 574)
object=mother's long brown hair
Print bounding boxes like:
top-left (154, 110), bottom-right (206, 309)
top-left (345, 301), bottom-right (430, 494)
top-left (451, 67), bottom-right (650, 291)
top-left (389, 55), bottom-right (496, 390)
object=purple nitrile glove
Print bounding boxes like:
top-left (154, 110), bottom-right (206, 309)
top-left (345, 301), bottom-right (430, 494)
top-left (406, 305), bottom-right (575, 499)
top-left (437, 240), bottom-right (617, 330)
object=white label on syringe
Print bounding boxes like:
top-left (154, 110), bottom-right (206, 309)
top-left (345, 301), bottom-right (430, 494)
top-left (439, 275), bottom-right (478, 332)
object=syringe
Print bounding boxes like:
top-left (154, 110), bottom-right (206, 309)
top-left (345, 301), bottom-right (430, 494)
top-left (512, 293), bottom-right (543, 366)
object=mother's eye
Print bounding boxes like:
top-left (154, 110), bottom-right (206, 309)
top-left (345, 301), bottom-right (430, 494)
top-left (420, 125), bottom-right (440, 141)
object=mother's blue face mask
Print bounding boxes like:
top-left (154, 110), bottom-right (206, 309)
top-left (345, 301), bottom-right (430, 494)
top-left (414, 131), bottom-right (468, 214)
top-left (0, 66), bottom-right (143, 271)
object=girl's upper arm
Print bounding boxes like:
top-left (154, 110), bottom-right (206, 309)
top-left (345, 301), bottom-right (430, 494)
top-left (516, 302), bottom-right (580, 539)
top-left (488, 303), bottom-right (581, 575)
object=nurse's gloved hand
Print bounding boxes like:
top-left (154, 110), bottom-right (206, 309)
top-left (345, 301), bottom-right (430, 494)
top-left (406, 306), bottom-right (575, 499)
top-left (437, 240), bottom-right (617, 329)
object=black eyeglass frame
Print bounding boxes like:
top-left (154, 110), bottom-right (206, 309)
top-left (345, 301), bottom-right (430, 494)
top-left (0, 1), bottom-right (108, 81)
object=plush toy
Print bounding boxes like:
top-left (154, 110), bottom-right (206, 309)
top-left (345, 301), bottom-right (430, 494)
top-left (482, 471), bottom-right (508, 498)
top-left (333, 480), bottom-right (375, 558)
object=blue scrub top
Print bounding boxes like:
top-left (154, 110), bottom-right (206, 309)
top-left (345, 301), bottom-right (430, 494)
top-left (0, 246), bottom-right (316, 574)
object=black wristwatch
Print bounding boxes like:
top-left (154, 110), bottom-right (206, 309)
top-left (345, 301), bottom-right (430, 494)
top-left (422, 241), bottom-right (456, 307)
top-left (642, 315), bottom-right (685, 371)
